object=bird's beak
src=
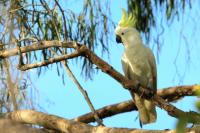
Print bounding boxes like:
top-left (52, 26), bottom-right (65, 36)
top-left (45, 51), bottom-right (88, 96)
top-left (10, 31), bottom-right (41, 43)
top-left (116, 35), bottom-right (122, 43)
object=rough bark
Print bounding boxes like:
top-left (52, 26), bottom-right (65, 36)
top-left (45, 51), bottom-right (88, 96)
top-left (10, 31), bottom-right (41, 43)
top-left (4, 110), bottom-right (200, 133)
top-left (0, 118), bottom-right (46, 133)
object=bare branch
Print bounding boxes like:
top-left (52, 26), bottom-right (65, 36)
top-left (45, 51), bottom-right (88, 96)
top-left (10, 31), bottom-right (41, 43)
top-left (4, 110), bottom-right (200, 133)
top-left (74, 99), bottom-right (136, 123)
top-left (157, 85), bottom-right (199, 102)
top-left (0, 41), bottom-right (76, 58)
top-left (73, 85), bottom-right (199, 123)
top-left (18, 46), bottom-right (85, 71)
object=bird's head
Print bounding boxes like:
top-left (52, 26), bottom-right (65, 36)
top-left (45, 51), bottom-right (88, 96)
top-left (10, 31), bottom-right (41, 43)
top-left (115, 9), bottom-right (141, 47)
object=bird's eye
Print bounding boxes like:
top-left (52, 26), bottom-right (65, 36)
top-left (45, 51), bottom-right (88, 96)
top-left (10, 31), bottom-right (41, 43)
top-left (121, 32), bottom-right (124, 35)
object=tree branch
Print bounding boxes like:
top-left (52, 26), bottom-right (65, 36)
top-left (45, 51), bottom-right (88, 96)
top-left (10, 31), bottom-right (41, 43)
top-left (3, 59), bottom-right (18, 110)
top-left (73, 85), bottom-right (199, 123)
top-left (1, 40), bottom-right (200, 124)
top-left (157, 85), bottom-right (199, 102)
top-left (0, 41), bottom-right (75, 58)
top-left (80, 46), bottom-right (200, 124)
top-left (0, 118), bottom-right (47, 133)
top-left (4, 110), bottom-right (200, 133)
top-left (18, 45), bottom-right (85, 71)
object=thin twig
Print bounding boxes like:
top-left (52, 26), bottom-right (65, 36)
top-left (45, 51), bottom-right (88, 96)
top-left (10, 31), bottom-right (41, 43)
top-left (9, 4), bottom-right (41, 13)
top-left (54, 0), bottom-right (68, 40)
top-left (3, 59), bottom-right (18, 110)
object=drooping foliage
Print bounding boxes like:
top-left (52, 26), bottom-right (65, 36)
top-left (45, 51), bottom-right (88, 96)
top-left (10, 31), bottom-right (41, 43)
top-left (127, 0), bottom-right (192, 41)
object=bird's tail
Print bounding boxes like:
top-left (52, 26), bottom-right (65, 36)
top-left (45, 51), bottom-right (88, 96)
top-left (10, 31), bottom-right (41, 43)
top-left (130, 91), bottom-right (156, 124)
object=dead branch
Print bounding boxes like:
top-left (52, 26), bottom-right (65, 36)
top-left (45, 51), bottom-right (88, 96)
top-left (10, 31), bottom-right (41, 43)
top-left (4, 110), bottom-right (200, 133)
top-left (73, 85), bottom-right (199, 123)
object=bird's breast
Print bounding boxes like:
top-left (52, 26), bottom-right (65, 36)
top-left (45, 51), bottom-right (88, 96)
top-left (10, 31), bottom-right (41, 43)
top-left (122, 48), bottom-right (151, 86)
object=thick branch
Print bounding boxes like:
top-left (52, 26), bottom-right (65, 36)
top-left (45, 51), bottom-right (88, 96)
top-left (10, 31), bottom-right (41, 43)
top-left (0, 119), bottom-right (47, 133)
top-left (73, 85), bottom-right (199, 123)
top-left (4, 110), bottom-right (200, 133)
top-left (157, 85), bottom-right (199, 102)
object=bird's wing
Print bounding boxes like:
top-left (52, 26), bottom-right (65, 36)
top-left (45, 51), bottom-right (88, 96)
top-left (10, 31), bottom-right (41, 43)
top-left (146, 48), bottom-right (157, 93)
top-left (121, 55), bottom-right (131, 79)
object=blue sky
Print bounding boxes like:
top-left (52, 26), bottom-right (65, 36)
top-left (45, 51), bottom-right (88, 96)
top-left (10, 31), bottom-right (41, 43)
top-left (31, 0), bottom-right (200, 130)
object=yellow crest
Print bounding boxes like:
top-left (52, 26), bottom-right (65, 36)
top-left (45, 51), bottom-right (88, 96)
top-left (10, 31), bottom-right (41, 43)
top-left (118, 9), bottom-right (136, 28)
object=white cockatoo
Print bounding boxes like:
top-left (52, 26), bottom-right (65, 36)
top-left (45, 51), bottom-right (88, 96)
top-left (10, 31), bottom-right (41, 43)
top-left (115, 9), bottom-right (157, 125)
